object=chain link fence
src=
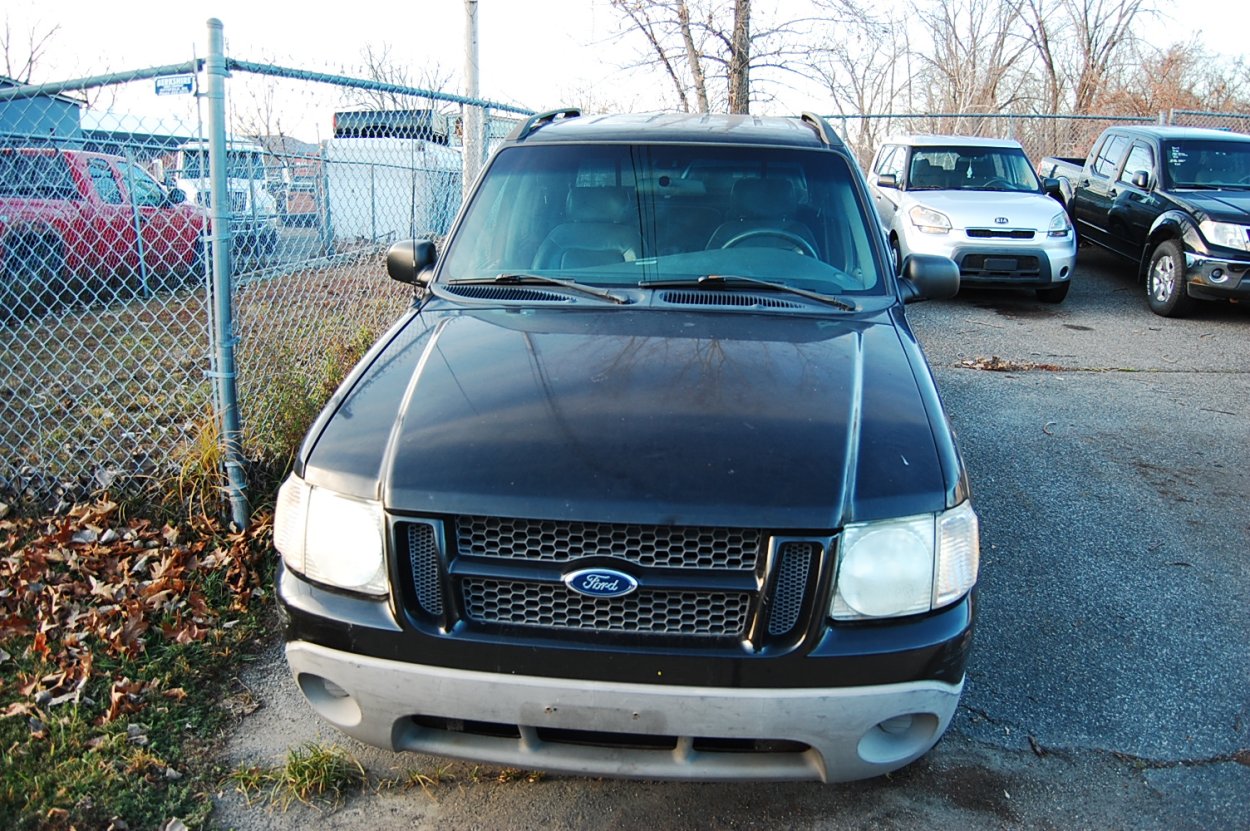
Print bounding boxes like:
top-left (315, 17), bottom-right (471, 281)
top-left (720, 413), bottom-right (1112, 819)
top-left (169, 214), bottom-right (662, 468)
top-left (0, 21), bottom-right (529, 518)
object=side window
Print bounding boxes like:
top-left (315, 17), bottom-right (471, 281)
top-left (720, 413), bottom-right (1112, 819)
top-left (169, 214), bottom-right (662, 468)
top-left (88, 159), bottom-right (124, 204)
top-left (1092, 135), bottom-right (1129, 179)
top-left (873, 146), bottom-right (897, 176)
top-left (124, 163), bottom-right (169, 208)
top-left (881, 147), bottom-right (905, 179)
top-left (1118, 143), bottom-right (1154, 185)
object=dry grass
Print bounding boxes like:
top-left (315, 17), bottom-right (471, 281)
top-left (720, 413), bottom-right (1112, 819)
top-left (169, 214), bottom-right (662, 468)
top-left (0, 249), bottom-right (408, 515)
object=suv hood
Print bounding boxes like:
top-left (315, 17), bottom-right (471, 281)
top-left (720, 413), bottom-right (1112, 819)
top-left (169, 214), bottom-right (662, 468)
top-left (303, 305), bottom-right (955, 529)
top-left (904, 190), bottom-right (1063, 230)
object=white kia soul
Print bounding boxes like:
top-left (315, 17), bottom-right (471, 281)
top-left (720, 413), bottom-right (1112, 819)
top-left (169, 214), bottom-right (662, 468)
top-left (869, 135), bottom-right (1076, 303)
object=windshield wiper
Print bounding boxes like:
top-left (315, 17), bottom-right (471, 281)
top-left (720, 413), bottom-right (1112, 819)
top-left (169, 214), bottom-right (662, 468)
top-left (639, 274), bottom-right (857, 311)
top-left (447, 273), bottom-right (629, 304)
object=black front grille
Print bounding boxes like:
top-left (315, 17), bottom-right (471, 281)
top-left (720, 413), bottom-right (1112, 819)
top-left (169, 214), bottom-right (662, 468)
top-left (967, 228), bottom-right (1035, 239)
top-left (960, 253), bottom-right (1041, 277)
top-left (399, 516), bottom-right (829, 646)
top-left (455, 516), bottom-right (760, 570)
top-left (461, 578), bottom-right (750, 636)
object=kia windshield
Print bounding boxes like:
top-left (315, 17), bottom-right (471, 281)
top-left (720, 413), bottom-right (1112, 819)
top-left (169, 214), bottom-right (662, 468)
top-left (908, 146), bottom-right (1041, 192)
top-left (440, 143), bottom-right (886, 298)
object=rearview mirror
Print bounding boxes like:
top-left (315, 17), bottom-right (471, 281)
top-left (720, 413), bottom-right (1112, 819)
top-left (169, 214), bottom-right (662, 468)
top-left (876, 173), bottom-right (898, 189)
top-left (898, 254), bottom-right (959, 304)
top-left (386, 239), bottom-right (437, 286)
top-left (1130, 170), bottom-right (1151, 190)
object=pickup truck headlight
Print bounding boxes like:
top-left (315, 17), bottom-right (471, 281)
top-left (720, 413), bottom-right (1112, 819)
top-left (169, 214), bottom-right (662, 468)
top-left (831, 501), bottom-right (979, 620)
top-left (274, 475), bottom-right (388, 596)
top-left (908, 205), bottom-right (952, 234)
top-left (1198, 220), bottom-right (1250, 252)
top-left (1048, 211), bottom-right (1073, 238)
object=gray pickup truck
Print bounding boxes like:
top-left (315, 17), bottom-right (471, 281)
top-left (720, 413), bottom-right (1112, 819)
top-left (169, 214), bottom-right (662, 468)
top-left (1039, 125), bottom-right (1250, 317)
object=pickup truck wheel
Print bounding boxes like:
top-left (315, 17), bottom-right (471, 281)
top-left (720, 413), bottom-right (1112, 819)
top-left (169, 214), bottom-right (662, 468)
top-left (1146, 239), bottom-right (1195, 317)
top-left (1, 234), bottom-right (66, 320)
top-left (1036, 282), bottom-right (1070, 303)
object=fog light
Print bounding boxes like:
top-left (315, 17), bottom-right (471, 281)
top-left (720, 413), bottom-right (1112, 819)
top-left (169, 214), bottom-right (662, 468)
top-left (858, 712), bottom-right (941, 765)
top-left (298, 673), bottom-right (362, 727)
top-left (1210, 268), bottom-right (1228, 284)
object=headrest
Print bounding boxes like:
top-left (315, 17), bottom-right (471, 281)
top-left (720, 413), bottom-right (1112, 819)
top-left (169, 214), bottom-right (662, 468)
top-left (730, 178), bottom-right (798, 218)
top-left (565, 187), bottom-right (632, 223)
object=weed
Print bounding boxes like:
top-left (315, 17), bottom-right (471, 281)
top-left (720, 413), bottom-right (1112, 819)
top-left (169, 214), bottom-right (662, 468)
top-left (225, 743), bottom-right (367, 810)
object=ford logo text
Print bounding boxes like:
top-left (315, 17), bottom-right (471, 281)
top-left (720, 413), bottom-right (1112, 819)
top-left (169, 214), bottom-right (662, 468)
top-left (563, 568), bottom-right (639, 598)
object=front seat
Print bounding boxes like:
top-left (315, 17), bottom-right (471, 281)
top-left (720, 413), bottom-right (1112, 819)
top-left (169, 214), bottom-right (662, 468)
top-left (532, 187), bottom-right (640, 269)
top-left (705, 178), bottom-right (818, 256)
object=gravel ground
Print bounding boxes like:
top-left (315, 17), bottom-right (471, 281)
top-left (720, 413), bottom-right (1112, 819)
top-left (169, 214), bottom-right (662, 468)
top-left (212, 247), bottom-right (1250, 830)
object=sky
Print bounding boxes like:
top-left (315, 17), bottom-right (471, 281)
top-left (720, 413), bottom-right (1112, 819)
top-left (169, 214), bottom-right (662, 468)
top-left (5, 0), bottom-right (1249, 142)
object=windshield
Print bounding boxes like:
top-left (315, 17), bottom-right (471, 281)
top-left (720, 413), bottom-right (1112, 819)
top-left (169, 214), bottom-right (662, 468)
top-left (908, 146), bottom-right (1041, 192)
top-left (179, 148), bottom-right (267, 180)
top-left (1164, 139), bottom-right (1250, 189)
top-left (439, 143), bottom-right (886, 296)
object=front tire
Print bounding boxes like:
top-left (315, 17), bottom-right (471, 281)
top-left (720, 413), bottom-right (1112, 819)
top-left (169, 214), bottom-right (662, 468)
top-left (1146, 239), bottom-right (1194, 318)
top-left (1, 234), bottom-right (66, 321)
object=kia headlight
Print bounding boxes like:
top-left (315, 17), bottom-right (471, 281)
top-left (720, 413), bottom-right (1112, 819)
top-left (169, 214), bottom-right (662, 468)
top-left (908, 205), bottom-right (952, 234)
top-left (1048, 211), bottom-right (1073, 238)
top-left (831, 501), bottom-right (979, 621)
top-left (274, 475), bottom-right (388, 596)
top-left (1199, 220), bottom-right (1250, 252)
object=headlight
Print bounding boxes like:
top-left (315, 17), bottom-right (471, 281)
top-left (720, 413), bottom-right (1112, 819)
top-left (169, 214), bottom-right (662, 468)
top-left (274, 475), bottom-right (388, 596)
top-left (1199, 220), bottom-right (1250, 252)
top-left (831, 501), bottom-right (979, 621)
top-left (1048, 211), bottom-right (1072, 238)
top-left (908, 205), bottom-right (952, 234)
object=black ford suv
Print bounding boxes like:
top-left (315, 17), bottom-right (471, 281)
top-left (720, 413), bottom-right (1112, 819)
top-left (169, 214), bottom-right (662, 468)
top-left (274, 110), bottom-right (979, 783)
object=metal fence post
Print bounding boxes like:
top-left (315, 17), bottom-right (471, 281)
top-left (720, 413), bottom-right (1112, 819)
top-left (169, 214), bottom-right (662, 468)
top-left (206, 18), bottom-right (251, 528)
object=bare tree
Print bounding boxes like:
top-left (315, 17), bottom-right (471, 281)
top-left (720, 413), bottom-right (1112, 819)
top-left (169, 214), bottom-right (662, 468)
top-left (806, 0), bottom-right (913, 163)
top-left (608, 0), bottom-right (819, 114)
top-left (1, 15), bottom-right (60, 84)
top-left (911, 0), bottom-right (1036, 129)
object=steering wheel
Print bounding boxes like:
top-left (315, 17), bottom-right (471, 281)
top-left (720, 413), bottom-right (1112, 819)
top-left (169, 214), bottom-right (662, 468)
top-left (984, 177), bottom-right (1011, 189)
top-left (720, 229), bottom-right (818, 257)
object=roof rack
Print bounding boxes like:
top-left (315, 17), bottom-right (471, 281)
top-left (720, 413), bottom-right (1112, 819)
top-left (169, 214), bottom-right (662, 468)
top-left (800, 112), bottom-right (842, 149)
top-left (509, 108), bottom-right (582, 142)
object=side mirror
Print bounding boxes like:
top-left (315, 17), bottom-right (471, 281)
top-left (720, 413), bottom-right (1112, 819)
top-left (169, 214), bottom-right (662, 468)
top-left (898, 253), bottom-right (959, 304)
top-left (167, 188), bottom-right (187, 205)
top-left (876, 173), bottom-right (898, 189)
top-left (386, 239), bottom-right (437, 286)
top-left (1130, 170), bottom-right (1151, 190)
top-left (1042, 177), bottom-right (1063, 198)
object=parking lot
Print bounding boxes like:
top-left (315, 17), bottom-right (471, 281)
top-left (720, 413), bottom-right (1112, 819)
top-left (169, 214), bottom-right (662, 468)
top-left (215, 247), bottom-right (1248, 830)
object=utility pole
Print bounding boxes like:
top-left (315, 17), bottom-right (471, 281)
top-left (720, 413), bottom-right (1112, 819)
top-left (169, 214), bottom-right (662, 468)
top-left (463, 0), bottom-right (482, 197)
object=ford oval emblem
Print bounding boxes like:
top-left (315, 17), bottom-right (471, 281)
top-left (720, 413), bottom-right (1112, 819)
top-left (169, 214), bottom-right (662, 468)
top-left (563, 568), bottom-right (639, 598)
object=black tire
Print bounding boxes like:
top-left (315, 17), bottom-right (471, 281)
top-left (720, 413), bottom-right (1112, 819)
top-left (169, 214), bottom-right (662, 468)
top-left (1036, 281), bottom-right (1070, 304)
top-left (1, 233), bottom-right (66, 321)
top-left (1145, 239), bottom-right (1195, 318)
top-left (889, 236), bottom-right (903, 275)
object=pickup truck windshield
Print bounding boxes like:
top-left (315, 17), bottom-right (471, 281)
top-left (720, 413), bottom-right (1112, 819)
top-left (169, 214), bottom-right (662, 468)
top-left (440, 143), bottom-right (884, 296)
top-left (1164, 140), bottom-right (1250, 189)
top-left (909, 146), bottom-right (1041, 193)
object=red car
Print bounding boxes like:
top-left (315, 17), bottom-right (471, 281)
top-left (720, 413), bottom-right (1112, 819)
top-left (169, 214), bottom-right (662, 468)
top-left (1, 147), bottom-right (209, 316)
